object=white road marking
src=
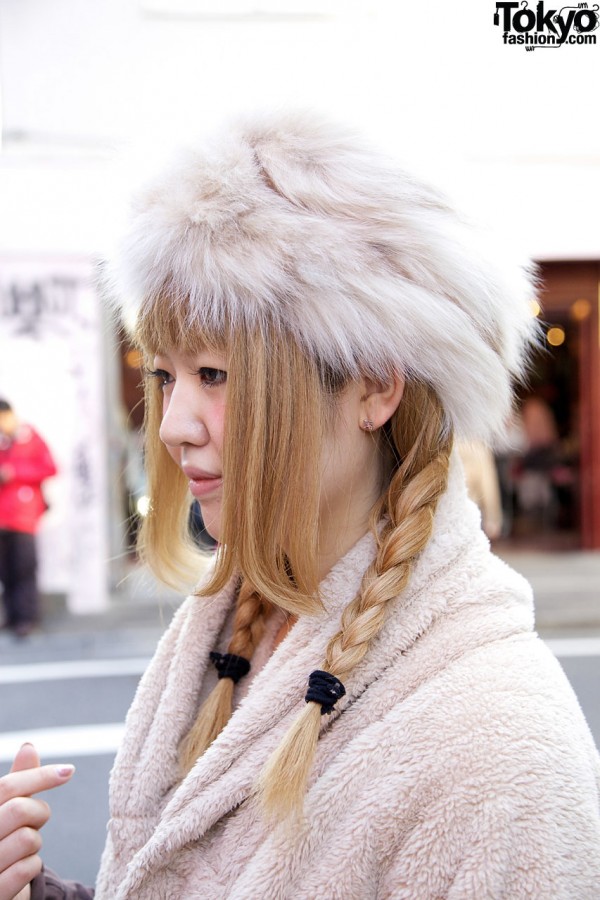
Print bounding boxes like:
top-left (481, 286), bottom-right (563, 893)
top-left (531, 578), bottom-right (600, 593)
top-left (0, 638), bottom-right (596, 765)
top-left (545, 637), bottom-right (600, 658)
top-left (0, 723), bottom-right (125, 762)
top-left (1, 633), bottom-right (599, 689)
top-left (0, 657), bottom-right (150, 684)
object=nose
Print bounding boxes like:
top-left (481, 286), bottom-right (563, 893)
top-left (159, 382), bottom-right (209, 449)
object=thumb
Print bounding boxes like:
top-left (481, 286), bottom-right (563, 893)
top-left (10, 742), bottom-right (42, 773)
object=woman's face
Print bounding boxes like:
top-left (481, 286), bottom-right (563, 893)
top-left (153, 347), bottom-right (227, 541)
top-left (155, 345), bottom-right (400, 573)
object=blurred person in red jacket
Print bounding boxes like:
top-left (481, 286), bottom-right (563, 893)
top-left (0, 398), bottom-right (57, 637)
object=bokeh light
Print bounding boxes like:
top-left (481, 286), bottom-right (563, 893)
top-left (571, 298), bottom-right (592, 322)
top-left (547, 326), bottom-right (566, 347)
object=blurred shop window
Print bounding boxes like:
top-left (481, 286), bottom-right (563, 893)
top-left (510, 391), bottom-right (578, 539)
top-left (517, 396), bottom-right (561, 526)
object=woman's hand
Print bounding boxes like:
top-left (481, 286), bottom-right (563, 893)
top-left (0, 743), bottom-right (75, 900)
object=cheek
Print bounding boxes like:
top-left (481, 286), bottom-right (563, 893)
top-left (199, 505), bottom-right (222, 542)
top-left (165, 445), bottom-right (180, 469)
top-left (320, 412), bottom-right (380, 515)
top-left (320, 429), bottom-right (357, 505)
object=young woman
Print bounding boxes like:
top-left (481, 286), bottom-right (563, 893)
top-left (1, 112), bottom-right (599, 899)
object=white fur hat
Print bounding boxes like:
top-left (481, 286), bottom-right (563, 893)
top-left (110, 110), bottom-right (538, 444)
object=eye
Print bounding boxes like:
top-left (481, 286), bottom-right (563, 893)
top-left (146, 367), bottom-right (173, 388)
top-left (198, 367), bottom-right (227, 388)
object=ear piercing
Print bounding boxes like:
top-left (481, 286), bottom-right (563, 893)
top-left (362, 419), bottom-right (375, 431)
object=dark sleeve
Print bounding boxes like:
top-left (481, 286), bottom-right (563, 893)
top-left (30, 867), bottom-right (94, 900)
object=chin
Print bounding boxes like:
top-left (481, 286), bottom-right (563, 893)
top-left (199, 504), bottom-right (221, 543)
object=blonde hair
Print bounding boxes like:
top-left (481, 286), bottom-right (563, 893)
top-left (135, 297), bottom-right (352, 775)
top-left (258, 380), bottom-right (452, 819)
top-left (136, 303), bottom-right (332, 610)
top-left (134, 292), bottom-right (451, 807)
top-left (179, 580), bottom-right (273, 772)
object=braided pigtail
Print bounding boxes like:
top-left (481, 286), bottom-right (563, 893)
top-left (179, 581), bottom-right (273, 774)
top-left (257, 383), bottom-right (453, 820)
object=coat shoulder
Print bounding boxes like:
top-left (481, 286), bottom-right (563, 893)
top-left (299, 635), bottom-right (600, 899)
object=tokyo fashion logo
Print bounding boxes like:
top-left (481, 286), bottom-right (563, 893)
top-left (494, 2), bottom-right (599, 49)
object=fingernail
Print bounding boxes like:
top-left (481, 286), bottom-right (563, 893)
top-left (55, 765), bottom-right (75, 778)
top-left (21, 742), bottom-right (34, 748)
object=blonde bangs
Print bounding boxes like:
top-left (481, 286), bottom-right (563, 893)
top-left (134, 291), bottom-right (229, 358)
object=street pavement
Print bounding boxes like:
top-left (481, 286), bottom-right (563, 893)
top-left (2, 548), bottom-right (597, 665)
top-left (1, 547), bottom-right (598, 658)
top-left (500, 549), bottom-right (600, 635)
top-left (0, 550), bottom-right (598, 886)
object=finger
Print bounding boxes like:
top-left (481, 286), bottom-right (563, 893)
top-left (10, 745), bottom-right (40, 775)
top-left (11, 887), bottom-right (31, 900)
top-left (0, 765), bottom-right (75, 806)
top-left (0, 826), bottom-right (42, 874)
top-left (0, 797), bottom-right (50, 842)
top-left (0, 851), bottom-right (42, 900)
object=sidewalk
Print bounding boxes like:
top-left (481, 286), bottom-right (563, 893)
top-left (1, 552), bottom-right (599, 663)
top-left (0, 565), bottom-right (182, 664)
top-left (498, 550), bottom-right (600, 636)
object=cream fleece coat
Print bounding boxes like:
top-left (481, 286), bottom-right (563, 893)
top-left (95, 461), bottom-right (600, 899)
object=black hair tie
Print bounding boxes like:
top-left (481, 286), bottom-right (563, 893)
top-left (209, 651), bottom-right (251, 684)
top-left (305, 669), bottom-right (346, 715)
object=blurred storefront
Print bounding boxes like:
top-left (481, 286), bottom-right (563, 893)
top-left (0, 255), bottom-right (113, 611)
top-left (497, 261), bottom-right (600, 551)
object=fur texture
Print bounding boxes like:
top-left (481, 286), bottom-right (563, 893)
top-left (108, 110), bottom-right (538, 444)
top-left (94, 457), bottom-right (600, 899)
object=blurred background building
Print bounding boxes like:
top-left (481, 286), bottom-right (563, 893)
top-left (1, 0), bottom-right (599, 614)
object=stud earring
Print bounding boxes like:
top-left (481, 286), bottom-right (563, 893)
top-left (362, 419), bottom-right (375, 431)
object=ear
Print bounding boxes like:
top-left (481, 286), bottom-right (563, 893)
top-left (360, 373), bottom-right (405, 431)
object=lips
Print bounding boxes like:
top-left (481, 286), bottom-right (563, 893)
top-left (182, 465), bottom-right (223, 499)
top-left (182, 465), bottom-right (220, 481)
